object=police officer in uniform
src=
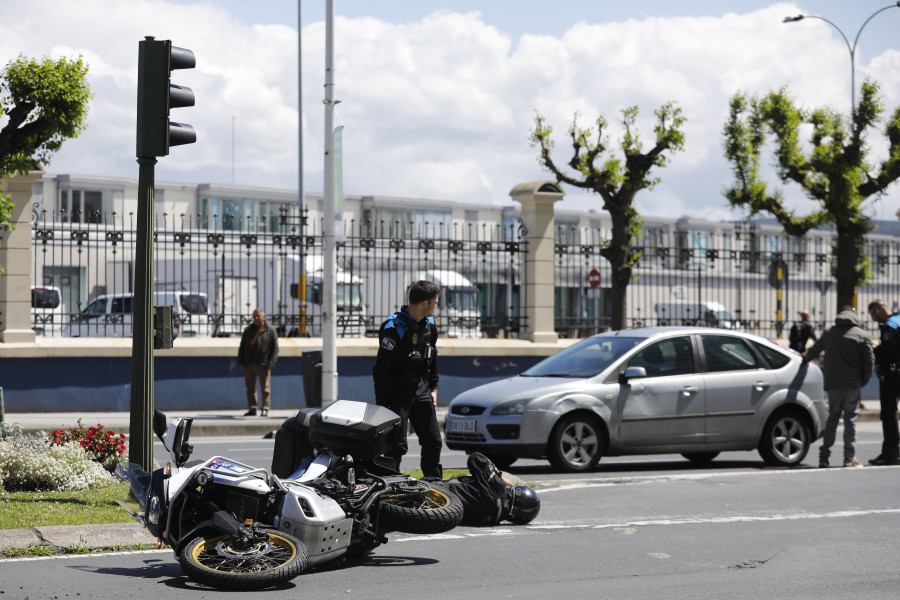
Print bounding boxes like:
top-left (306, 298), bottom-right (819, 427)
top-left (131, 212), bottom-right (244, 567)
top-left (868, 300), bottom-right (900, 465)
top-left (373, 280), bottom-right (443, 478)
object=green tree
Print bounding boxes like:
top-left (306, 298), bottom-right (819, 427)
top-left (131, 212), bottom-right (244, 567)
top-left (0, 54), bottom-right (91, 233)
top-left (530, 103), bottom-right (685, 330)
top-left (722, 80), bottom-right (900, 310)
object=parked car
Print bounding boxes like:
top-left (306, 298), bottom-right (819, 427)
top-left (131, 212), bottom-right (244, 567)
top-left (31, 286), bottom-right (64, 336)
top-left (63, 291), bottom-right (213, 338)
top-left (446, 327), bottom-right (827, 472)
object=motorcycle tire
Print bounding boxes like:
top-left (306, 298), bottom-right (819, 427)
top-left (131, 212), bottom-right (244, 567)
top-left (178, 530), bottom-right (309, 590)
top-left (377, 482), bottom-right (464, 534)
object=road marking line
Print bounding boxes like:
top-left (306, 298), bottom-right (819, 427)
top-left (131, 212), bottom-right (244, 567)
top-left (1, 548), bottom-right (169, 563)
top-left (529, 508), bottom-right (900, 530)
top-left (535, 465), bottom-right (898, 494)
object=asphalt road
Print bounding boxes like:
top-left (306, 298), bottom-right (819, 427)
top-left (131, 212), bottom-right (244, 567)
top-left (2, 423), bottom-right (898, 599)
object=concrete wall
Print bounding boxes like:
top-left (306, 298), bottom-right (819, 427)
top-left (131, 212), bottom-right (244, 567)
top-left (0, 338), bottom-right (572, 413)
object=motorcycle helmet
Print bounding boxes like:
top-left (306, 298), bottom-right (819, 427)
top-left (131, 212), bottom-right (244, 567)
top-left (507, 485), bottom-right (540, 524)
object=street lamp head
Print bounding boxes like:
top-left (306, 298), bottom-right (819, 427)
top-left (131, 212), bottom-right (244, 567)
top-left (783, 15), bottom-right (805, 23)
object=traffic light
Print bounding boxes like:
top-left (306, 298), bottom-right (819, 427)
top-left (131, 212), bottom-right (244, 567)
top-left (136, 36), bottom-right (196, 158)
top-left (153, 304), bottom-right (174, 350)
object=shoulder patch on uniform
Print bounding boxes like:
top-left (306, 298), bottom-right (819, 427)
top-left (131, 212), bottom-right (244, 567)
top-left (381, 337), bottom-right (396, 351)
top-left (382, 312), bottom-right (410, 338)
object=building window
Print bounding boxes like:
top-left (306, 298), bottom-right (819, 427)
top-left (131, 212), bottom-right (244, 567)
top-left (58, 189), bottom-right (110, 224)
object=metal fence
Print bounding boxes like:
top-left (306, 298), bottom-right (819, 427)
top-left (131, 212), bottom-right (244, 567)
top-left (553, 222), bottom-right (899, 338)
top-left (30, 208), bottom-right (900, 340)
top-left (30, 207), bottom-right (528, 339)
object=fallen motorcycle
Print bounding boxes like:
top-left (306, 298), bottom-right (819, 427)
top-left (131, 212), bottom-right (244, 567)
top-left (123, 400), bottom-right (463, 590)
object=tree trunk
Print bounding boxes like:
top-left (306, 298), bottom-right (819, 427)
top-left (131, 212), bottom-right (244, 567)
top-left (602, 207), bottom-right (634, 331)
top-left (833, 225), bottom-right (861, 311)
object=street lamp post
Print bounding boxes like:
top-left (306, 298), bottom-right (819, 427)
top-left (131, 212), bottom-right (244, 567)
top-left (783, 2), bottom-right (900, 112)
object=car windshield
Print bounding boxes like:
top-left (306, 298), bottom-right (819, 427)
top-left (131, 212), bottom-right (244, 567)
top-left (523, 336), bottom-right (643, 378)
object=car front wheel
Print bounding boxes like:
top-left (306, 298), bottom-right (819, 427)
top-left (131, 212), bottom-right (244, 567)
top-left (547, 414), bottom-right (604, 472)
top-left (758, 411), bottom-right (810, 466)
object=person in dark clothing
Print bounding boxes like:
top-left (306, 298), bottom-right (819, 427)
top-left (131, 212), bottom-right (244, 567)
top-left (445, 452), bottom-right (540, 526)
top-left (868, 300), bottom-right (900, 466)
top-left (789, 310), bottom-right (817, 353)
top-left (804, 307), bottom-right (874, 468)
top-left (372, 280), bottom-right (443, 478)
top-left (237, 308), bottom-right (279, 417)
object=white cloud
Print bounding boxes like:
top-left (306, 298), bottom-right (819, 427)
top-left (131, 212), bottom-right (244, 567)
top-left (1, 0), bottom-right (899, 222)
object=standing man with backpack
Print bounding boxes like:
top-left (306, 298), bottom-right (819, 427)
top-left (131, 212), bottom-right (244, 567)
top-left (789, 310), bottom-right (817, 353)
top-left (373, 280), bottom-right (443, 478)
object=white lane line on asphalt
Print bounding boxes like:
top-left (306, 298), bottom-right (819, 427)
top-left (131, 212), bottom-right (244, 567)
top-left (1, 548), bottom-right (169, 563)
top-left (396, 508), bottom-right (900, 542)
top-left (535, 508), bottom-right (900, 530)
top-left (534, 464), bottom-right (900, 494)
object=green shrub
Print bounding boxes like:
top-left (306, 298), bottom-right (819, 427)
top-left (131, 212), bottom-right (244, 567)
top-left (0, 422), bottom-right (120, 492)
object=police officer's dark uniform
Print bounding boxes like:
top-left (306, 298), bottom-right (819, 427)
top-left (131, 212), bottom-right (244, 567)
top-left (372, 305), bottom-right (442, 477)
top-left (872, 309), bottom-right (900, 465)
top-left (446, 452), bottom-right (510, 526)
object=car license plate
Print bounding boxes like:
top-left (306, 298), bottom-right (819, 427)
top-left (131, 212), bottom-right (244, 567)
top-left (447, 418), bottom-right (476, 433)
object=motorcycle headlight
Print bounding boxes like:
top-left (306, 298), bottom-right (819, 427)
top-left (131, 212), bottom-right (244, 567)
top-left (491, 399), bottom-right (530, 415)
top-left (147, 493), bottom-right (161, 525)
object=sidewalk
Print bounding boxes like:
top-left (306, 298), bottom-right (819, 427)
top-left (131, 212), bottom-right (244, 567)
top-left (3, 406), bottom-right (453, 438)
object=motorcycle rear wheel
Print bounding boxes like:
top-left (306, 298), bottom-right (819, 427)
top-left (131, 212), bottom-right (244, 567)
top-left (179, 530), bottom-right (308, 590)
top-left (377, 482), bottom-right (463, 534)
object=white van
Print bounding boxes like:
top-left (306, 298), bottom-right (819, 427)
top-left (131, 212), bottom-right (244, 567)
top-left (655, 301), bottom-right (742, 330)
top-left (31, 286), bottom-right (64, 336)
top-left (63, 291), bottom-right (213, 338)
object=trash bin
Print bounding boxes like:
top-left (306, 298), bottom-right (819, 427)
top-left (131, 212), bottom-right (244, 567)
top-left (302, 349), bottom-right (323, 408)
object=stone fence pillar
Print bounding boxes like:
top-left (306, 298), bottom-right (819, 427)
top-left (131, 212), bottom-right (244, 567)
top-left (0, 169), bottom-right (42, 343)
top-left (510, 180), bottom-right (564, 344)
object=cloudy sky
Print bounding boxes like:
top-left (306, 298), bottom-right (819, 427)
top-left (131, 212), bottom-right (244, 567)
top-left (2, 0), bottom-right (900, 222)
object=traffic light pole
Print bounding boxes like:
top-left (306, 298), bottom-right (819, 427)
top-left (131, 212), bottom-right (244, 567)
top-left (129, 156), bottom-right (157, 472)
top-left (130, 36), bottom-right (195, 471)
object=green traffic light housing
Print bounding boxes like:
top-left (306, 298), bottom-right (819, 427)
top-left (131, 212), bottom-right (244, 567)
top-left (153, 304), bottom-right (174, 350)
top-left (136, 36), bottom-right (196, 157)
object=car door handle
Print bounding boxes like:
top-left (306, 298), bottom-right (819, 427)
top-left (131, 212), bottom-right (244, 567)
top-left (753, 381), bottom-right (770, 392)
top-left (680, 386), bottom-right (699, 397)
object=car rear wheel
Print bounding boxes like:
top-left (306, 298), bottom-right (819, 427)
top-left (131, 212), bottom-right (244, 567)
top-left (547, 414), bottom-right (604, 473)
top-left (758, 410), bottom-right (811, 466)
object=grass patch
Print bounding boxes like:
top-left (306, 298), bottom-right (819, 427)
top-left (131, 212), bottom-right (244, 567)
top-left (0, 483), bottom-right (140, 530)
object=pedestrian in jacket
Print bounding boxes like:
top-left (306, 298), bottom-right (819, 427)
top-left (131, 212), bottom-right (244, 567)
top-left (789, 310), bottom-right (817, 353)
top-left (372, 280), bottom-right (442, 478)
top-left (238, 308), bottom-right (279, 416)
top-left (867, 300), bottom-right (900, 466)
top-left (805, 307), bottom-right (874, 468)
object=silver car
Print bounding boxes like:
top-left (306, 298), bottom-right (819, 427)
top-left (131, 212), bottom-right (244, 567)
top-left (446, 327), bottom-right (827, 472)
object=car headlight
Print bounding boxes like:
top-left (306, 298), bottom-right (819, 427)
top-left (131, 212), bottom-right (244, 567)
top-left (491, 399), bottom-right (530, 415)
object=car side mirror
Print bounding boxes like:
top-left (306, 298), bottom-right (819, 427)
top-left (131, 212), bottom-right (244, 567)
top-left (619, 366), bottom-right (647, 384)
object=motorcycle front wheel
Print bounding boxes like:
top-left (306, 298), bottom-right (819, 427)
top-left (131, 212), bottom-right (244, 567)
top-left (377, 482), bottom-right (463, 534)
top-left (178, 530), bottom-right (309, 590)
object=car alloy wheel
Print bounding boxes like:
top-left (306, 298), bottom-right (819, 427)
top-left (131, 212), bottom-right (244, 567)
top-left (548, 414), bottom-right (604, 472)
top-left (760, 411), bottom-right (810, 466)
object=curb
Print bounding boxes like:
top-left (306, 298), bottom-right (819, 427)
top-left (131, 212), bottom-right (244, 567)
top-left (0, 521), bottom-right (158, 555)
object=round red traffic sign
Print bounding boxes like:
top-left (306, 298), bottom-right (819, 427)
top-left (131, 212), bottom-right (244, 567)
top-left (588, 268), bottom-right (601, 288)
